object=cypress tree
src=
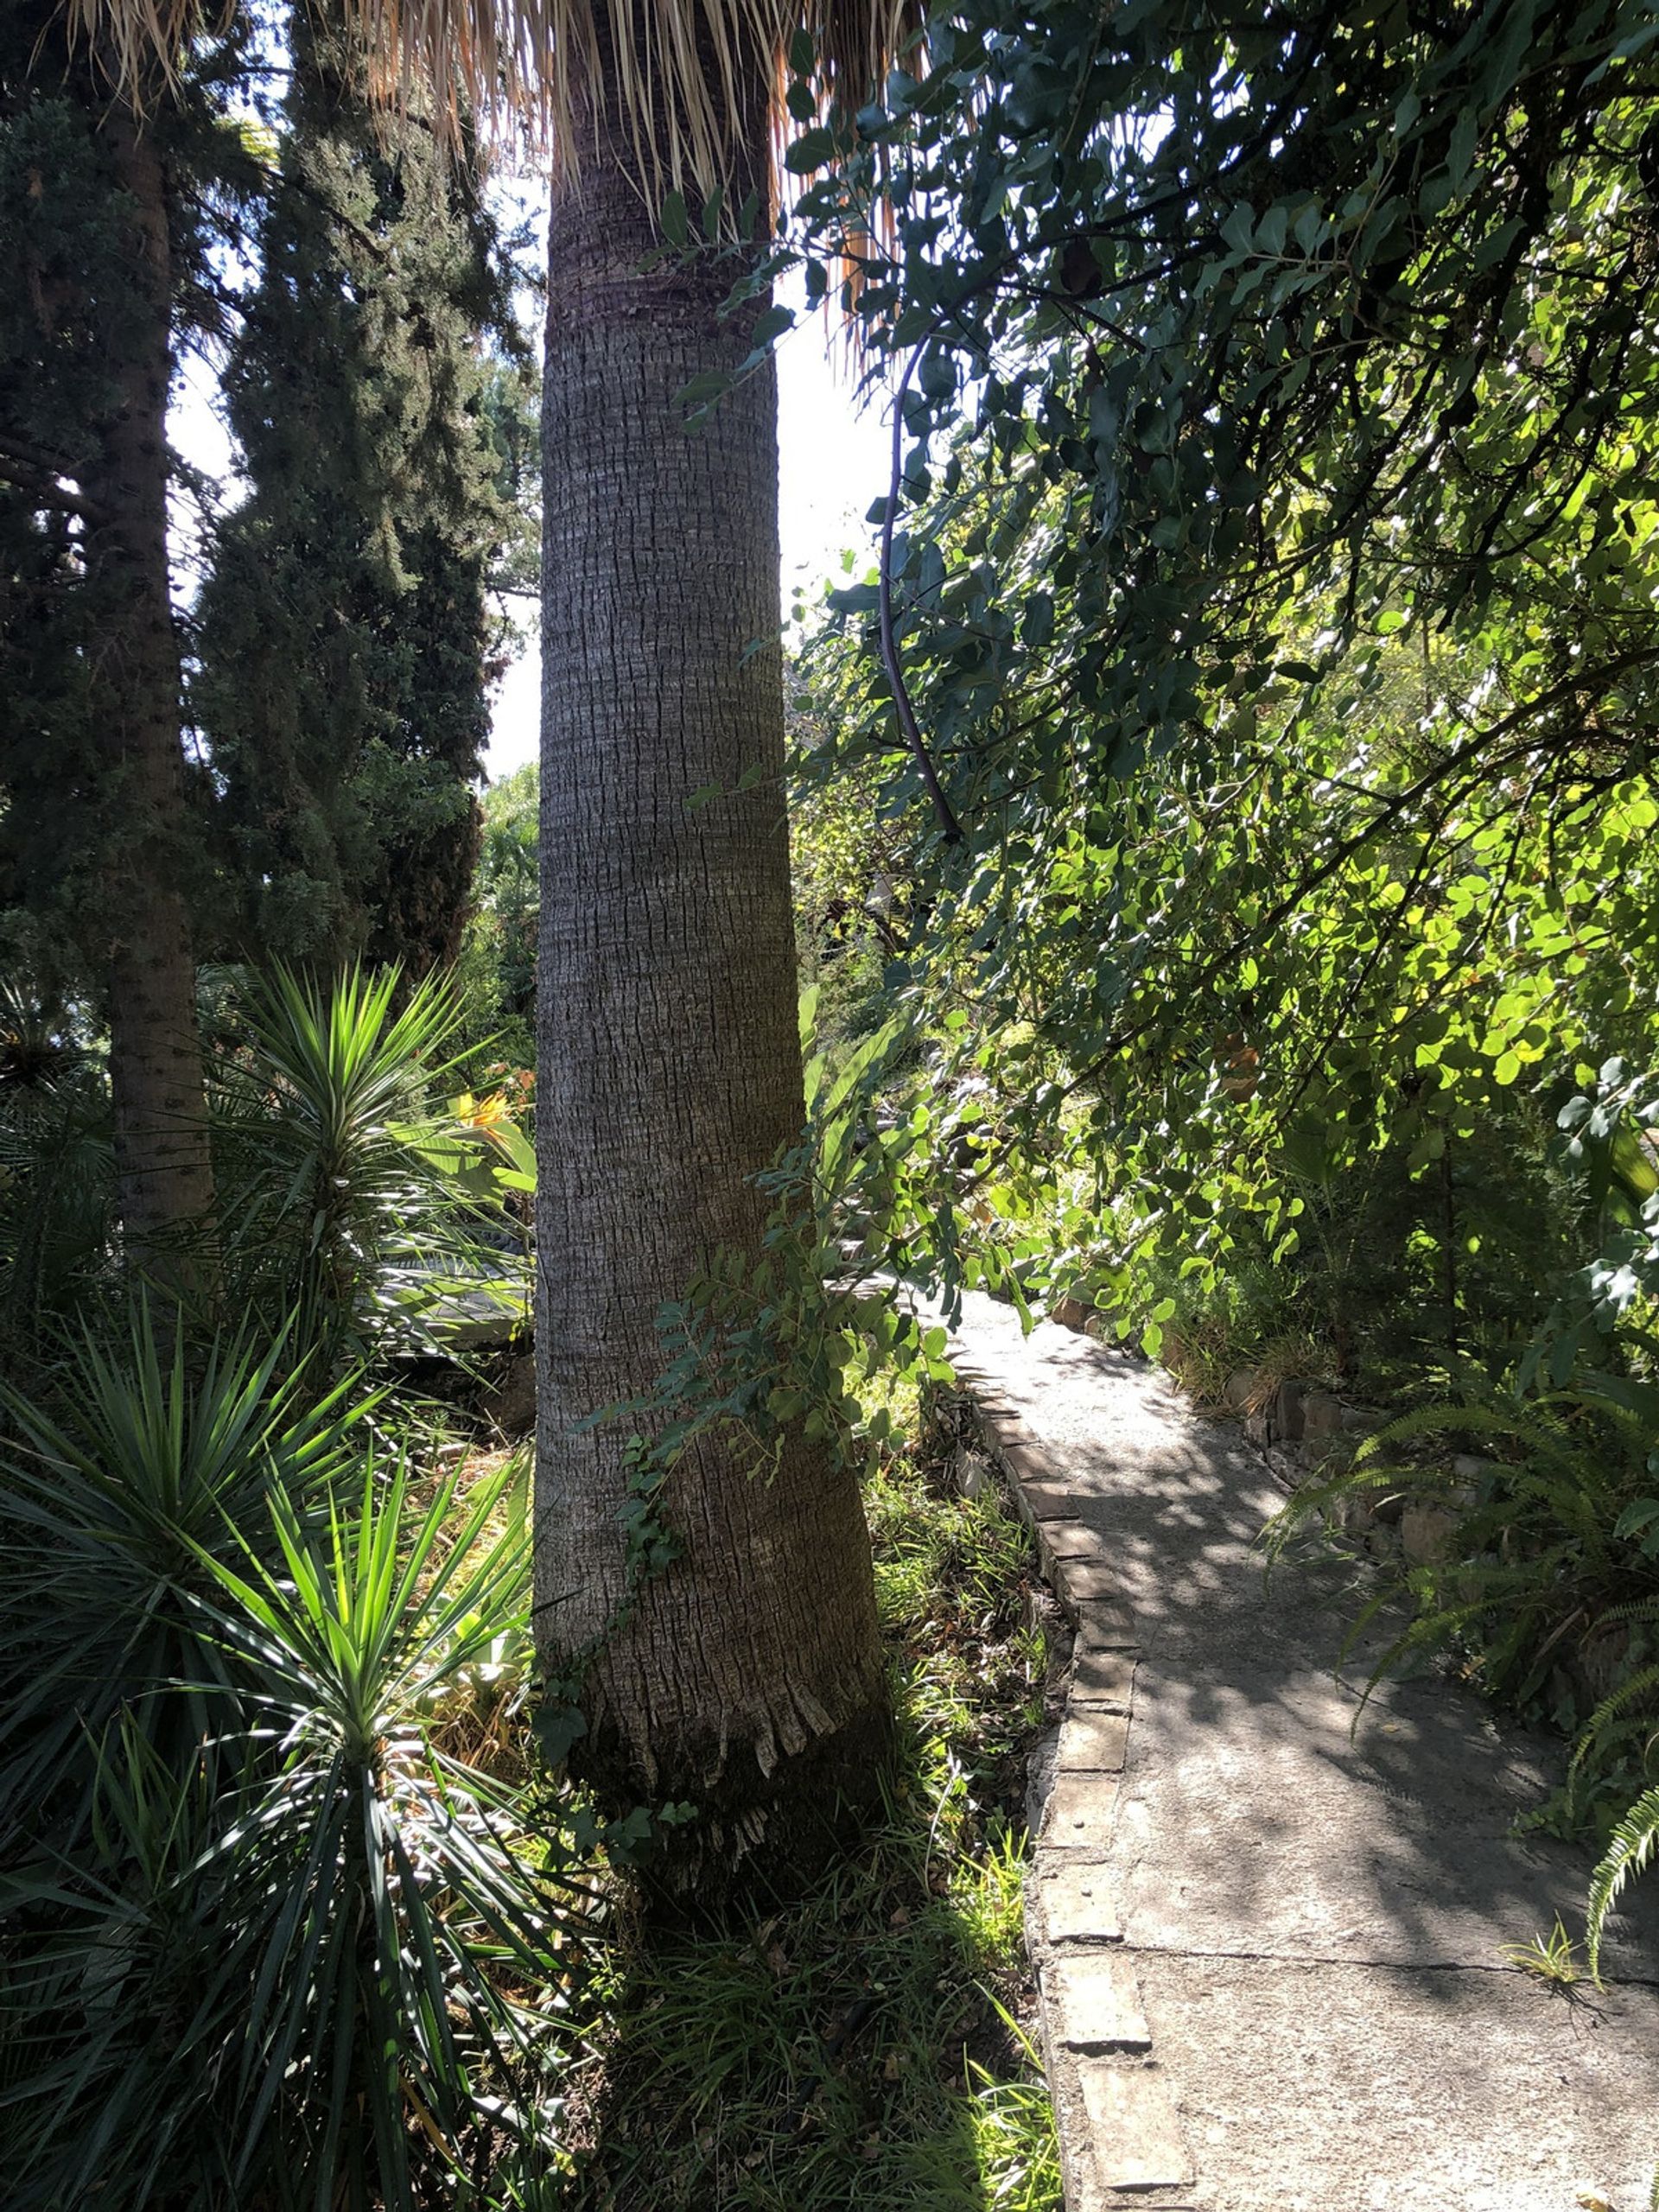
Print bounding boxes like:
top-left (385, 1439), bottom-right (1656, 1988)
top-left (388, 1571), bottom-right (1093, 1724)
top-left (0, 6), bottom-right (255, 1269)
top-left (194, 5), bottom-right (525, 980)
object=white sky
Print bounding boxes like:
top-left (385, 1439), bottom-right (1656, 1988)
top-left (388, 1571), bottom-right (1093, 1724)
top-left (171, 265), bottom-right (892, 783)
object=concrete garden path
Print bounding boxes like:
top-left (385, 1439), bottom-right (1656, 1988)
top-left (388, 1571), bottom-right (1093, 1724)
top-left (944, 1293), bottom-right (1659, 2212)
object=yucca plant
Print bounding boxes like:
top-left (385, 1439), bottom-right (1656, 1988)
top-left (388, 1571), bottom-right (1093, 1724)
top-left (211, 963), bottom-right (527, 1363)
top-left (0, 1719), bottom-right (251, 2210)
top-left (0, 1311), bottom-right (372, 1851)
top-left (179, 1449), bottom-right (574, 2211)
top-left (1, 1449), bottom-right (581, 2212)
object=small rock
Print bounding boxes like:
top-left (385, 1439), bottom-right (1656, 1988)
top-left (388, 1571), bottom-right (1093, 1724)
top-left (1301, 1390), bottom-right (1345, 1441)
top-left (952, 1445), bottom-right (993, 1500)
top-left (1022, 1581), bottom-right (1060, 1646)
top-left (1273, 1379), bottom-right (1306, 1440)
top-left (1452, 1454), bottom-right (1502, 1485)
top-left (1050, 1295), bottom-right (1089, 1331)
top-left (1577, 1623), bottom-right (1633, 1704)
top-left (1401, 1501), bottom-right (1462, 1566)
top-left (1325, 1491), bottom-right (1376, 1536)
top-left (1223, 1369), bottom-right (1260, 1411)
top-left (481, 1352), bottom-right (536, 1439)
top-left (1265, 1444), bottom-right (1306, 1487)
top-left (1026, 1724), bottom-right (1060, 1834)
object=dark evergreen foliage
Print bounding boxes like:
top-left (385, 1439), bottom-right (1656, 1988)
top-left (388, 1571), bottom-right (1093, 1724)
top-left (192, 3), bottom-right (531, 978)
top-left (0, 5), bottom-right (251, 988)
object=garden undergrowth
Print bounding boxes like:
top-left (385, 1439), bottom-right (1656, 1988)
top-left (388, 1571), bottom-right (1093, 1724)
top-left (558, 1402), bottom-right (1061, 2211)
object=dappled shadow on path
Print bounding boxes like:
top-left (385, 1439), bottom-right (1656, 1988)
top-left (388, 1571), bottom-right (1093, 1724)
top-left (954, 1303), bottom-right (1659, 1988)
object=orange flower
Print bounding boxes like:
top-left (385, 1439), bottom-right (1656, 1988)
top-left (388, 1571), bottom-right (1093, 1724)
top-left (454, 1090), bottom-right (511, 1130)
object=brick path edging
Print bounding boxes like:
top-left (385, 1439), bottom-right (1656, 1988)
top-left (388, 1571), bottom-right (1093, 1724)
top-left (954, 1364), bottom-right (1198, 2212)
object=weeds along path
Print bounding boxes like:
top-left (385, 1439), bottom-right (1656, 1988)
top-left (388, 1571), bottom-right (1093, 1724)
top-left (944, 1293), bottom-right (1659, 2212)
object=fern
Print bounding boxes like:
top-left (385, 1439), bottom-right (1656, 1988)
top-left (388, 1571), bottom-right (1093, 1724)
top-left (1587, 1783), bottom-right (1659, 1978)
top-left (1268, 1370), bottom-right (1659, 1948)
top-left (1351, 1395), bottom-right (1582, 1476)
top-left (1569, 1649), bottom-right (1659, 1793)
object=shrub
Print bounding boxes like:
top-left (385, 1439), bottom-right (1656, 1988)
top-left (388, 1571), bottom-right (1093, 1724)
top-left (0, 1333), bottom-right (580, 2211)
top-left (0, 1313), bottom-right (370, 1848)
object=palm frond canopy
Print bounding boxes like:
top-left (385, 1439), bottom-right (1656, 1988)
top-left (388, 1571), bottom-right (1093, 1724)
top-left (63, 0), bottom-right (917, 189)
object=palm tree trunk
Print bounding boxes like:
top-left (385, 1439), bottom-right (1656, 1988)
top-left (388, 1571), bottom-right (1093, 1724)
top-left (92, 105), bottom-right (215, 1273)
top-left (535, 48), bottom-right (887, 1884)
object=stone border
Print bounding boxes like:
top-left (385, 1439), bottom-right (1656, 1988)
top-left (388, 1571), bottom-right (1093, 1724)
top-left (953, 1363), bottom-right (1198, 2212)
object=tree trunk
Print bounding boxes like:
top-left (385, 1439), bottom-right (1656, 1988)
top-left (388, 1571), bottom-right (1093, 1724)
top-left (91, 105), bottom-right (215, 1273)
top-left (535, 53), bottom-right (887, 1886)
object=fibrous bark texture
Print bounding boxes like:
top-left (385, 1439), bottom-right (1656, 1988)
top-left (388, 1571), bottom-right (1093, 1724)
top-left (94, 107), bottom-right (215, 1269)
top-left (536, 60), bottom-right (887, 1881)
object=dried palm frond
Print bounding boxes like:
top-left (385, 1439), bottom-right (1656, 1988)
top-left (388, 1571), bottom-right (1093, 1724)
top-left (63, 0), bottom-right (921, 199)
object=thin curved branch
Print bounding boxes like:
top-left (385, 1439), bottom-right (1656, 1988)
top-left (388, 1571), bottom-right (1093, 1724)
top-left (877, 343), bottom-right (963, 844)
